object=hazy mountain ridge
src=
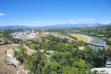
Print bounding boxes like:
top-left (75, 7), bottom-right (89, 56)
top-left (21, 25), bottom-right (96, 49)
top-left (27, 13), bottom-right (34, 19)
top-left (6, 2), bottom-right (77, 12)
top-left (0, 23), bottom-right (110, 29)
top-left (0, 26), bottom-right (31, 29)
top-left (43, 23), bottom-right (104, 29)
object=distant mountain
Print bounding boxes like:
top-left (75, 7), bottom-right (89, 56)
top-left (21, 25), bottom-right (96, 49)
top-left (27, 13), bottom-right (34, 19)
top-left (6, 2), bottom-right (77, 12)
top-left (0, 23), bottom-right (109, 29)
top-left (0, 25), bottom-right (31, 29)
top-left (42, 23), bottom-right (104, 29)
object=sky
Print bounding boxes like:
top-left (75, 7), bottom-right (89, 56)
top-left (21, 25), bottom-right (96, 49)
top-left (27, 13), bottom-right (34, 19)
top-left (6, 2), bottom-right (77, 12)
top-left (0, 0), bottom-right (111, 26)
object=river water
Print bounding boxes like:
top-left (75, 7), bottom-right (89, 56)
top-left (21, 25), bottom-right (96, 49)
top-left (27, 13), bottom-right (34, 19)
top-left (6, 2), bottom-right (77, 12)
top-left (89, 36), bottom-right (105, 50)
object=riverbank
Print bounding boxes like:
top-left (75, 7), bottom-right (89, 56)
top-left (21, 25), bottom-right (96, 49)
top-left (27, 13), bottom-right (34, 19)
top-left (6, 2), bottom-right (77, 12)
top-left (70, 34), bottom-right (92, 43)
top-left (70, 34), bottom-right (99, 44)
top-left (70, 34), bottom-right (105, 50)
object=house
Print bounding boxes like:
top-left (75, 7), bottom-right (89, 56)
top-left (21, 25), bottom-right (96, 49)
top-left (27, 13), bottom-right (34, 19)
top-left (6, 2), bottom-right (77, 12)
top-left (106, 58), bottom-right (111, 68)
top-left (79, 46), bottom-right (85, 50)
top-left (91, 58), bottom-right (111, 74)
top-left (11, 31), bottom-right (39, 40)
top-left (91, 68), bottom-right (111, 74)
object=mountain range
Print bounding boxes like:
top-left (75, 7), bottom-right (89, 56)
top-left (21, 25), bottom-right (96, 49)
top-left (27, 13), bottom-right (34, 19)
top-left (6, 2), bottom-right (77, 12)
top-left (0, 23), bottom-right (110, 29)
top-left (42, 23), bottom-right (104, 29)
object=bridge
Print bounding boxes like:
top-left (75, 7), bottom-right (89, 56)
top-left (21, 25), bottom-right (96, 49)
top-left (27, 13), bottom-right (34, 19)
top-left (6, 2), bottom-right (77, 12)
top-left (87, 42), bottom-right (106, 47)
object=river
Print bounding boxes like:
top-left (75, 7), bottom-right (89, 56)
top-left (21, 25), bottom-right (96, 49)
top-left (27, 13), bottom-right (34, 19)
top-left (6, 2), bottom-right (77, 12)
top-left (71, 34), bottom-right (105, 50)
top-left (88, 36), bottom-right (105, 50)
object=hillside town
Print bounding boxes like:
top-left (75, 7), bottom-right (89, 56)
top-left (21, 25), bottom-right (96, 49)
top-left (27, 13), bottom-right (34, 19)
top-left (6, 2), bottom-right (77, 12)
top-left (11, 31), bottom-right (39, 40)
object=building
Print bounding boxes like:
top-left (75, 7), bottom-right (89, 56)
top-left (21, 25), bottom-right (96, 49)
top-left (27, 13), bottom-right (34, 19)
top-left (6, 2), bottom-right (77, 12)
top-left (91, 68), bottom-right (111, 74)
top-left (11, 31), bottom-right (39, 40)
top-left (106, 58), bottom-right (111, 68)
top-left (79, 46), bottom-right (85, 50)
top-left (91, 58), bottom-right (111, 74)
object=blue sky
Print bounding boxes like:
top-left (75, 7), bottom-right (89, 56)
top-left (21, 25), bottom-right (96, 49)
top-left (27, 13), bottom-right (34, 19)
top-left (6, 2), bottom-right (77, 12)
top-left (0, 0), bottom-right (111, 26)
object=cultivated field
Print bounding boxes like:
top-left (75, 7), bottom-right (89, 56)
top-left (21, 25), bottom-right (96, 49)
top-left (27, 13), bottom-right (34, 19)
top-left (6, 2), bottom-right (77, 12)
top-left (71, 34), bottom-right (89, 42)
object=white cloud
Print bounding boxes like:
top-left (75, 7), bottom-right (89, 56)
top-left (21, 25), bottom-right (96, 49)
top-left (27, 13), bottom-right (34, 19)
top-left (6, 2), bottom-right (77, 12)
top-left (30, 21), bottom-right (46, 26)
top-left (19, 21), bottom-right (47, 27)
top-left (79, 18), bottom-right (94, 22)
top-left (101, 21), bottom-right (111, 24)
top-left (67, 18), bottom-right (94, 24)
top-left (0, 12), bottom-right (5, 16)
top-left (68, 19), bottom-right (77, 24)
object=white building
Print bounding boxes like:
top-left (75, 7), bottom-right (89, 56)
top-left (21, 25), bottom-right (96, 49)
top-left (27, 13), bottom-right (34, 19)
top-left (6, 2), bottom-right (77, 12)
top-left (79, 46), bottom-right (85, 50)
top-left (91, 58), bottom-right (111, 74)
top-left (106, 58), bottom-right (111, 68)
top-left (11, 31), bottom-right (39, 39)
top-left (91, 68), bottom-right (111, 74)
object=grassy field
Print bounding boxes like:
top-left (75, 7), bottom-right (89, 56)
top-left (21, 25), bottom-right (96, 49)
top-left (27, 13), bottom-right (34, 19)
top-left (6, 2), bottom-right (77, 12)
top-left (71, 34), bottom-right (89, 42)
top-left (91, 39), bottom-right (99, 44)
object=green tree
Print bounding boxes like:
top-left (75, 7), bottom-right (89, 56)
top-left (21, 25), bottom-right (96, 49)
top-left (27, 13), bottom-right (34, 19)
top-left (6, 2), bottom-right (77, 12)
top-left (62, 66), bottom-right (79, 74)
top-left (29, 51), bottom-right (47, 74)
top-left (14, 46), bottom-right (27, 63)
top-left (42, 61), bottom-right (62, 74)
top-left (72, 59), bottom-right (88, 74)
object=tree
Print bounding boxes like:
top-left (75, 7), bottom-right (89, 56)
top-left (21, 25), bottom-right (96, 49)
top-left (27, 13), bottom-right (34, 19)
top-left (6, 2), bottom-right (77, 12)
top-left (62, 66), bottom-right (79, 74)
top-left (42, 61), bottom-right (62, 74)
top-left (29, 51), bottom-right (47, 74)
top-left (14, 46), bottom-right (27, 63)
top-left (72, 59), bottom-right (88, 74)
